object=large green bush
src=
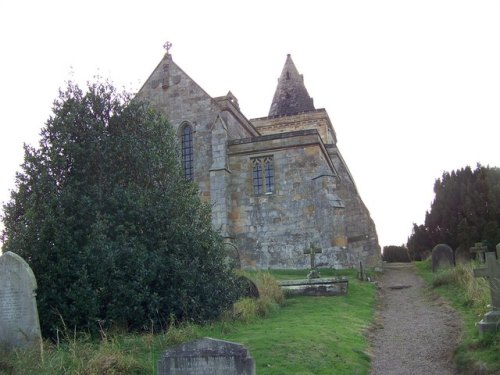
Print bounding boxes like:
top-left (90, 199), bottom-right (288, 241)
top-left (1, 81), bottom-right (240, 338)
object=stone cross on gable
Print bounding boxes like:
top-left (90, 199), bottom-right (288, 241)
top-left (473, 252), bottom-right (500, 310)
top-left (163, 41), bottom-right (172, 54)
top-left (304, 243), bottom-right (322, 270)
top-left (470, 242), bottom-right (488, 263)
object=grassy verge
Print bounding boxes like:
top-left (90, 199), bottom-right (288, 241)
top-left (1, 269), bottom-right (375, 375)
top-left (415, 260), bottom-right (500, 374)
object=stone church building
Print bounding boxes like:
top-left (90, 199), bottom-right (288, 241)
top-left (136, 49), bottom-right (380, 269)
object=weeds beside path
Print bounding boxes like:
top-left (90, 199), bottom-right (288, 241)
top-left (370, 263), bottom-right (461, 375)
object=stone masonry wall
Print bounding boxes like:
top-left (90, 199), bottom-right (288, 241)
top-left (228, 131), bottom-right (349, 268)
top-left (327, 145), bottom-right (381, 267)
top-left (251, 109), bottom-right (337, 145)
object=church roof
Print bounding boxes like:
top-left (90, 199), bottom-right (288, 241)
top-left (268, 54), bottom-right (315, 117)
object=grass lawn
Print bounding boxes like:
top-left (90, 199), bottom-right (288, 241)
top-left (196, 273), bottom-right (375, 375)
top-left (1, 269), bottom-right (376, 375)
top-left (415, 260), bottom-right (500, 374)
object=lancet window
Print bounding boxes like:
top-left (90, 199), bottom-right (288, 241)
top-left (181, 124), bottom-right (194, 180)
top-left (252, 156), bottom-right (274, 195)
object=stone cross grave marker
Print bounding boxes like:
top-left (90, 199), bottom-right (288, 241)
top-left (470, 242), bottom-right (488, 263)
top-left (304, 243), bottom-right (322, 279)
top-left (473, 252), bottom-right (500, 310)
top-left (473, 251), bottom-right (500, 334)
top-left (0, 251), bottom-right (42, 351)
top-left (158, 337), bottom-right (256, 375)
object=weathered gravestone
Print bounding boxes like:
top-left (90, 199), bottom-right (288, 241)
top-left (454, 245), bottom-right (471, 264)
top-left (431, 244), bottom-right (454, 272)
top-left (473, 250), bottom-right (500, 334)
top-left (304, 243), bottom-right (322, 279)
top-left (470, 242), bottom-right (488, 263)
top-left (0, 252), bottom-right (42, 351)
top-left (158, 337), bottom-right (256, 375)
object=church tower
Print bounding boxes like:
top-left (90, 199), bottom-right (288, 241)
top-left (250, 55), bottom-right (381, 268)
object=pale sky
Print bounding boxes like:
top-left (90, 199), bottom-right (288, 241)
top-left (1, 0), bottom-right (499, 249)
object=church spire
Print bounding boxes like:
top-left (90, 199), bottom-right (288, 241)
top-left (268, 54), bottom-right (315, 117)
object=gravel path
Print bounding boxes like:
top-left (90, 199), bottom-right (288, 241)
top-left (370, 263), bottom-right (462, 375)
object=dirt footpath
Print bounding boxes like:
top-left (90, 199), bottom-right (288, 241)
top-left (370, 263), bottom-right (462, 375)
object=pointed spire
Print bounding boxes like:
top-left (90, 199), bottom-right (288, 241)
top-left (268, 54), bottom-right (315, 117)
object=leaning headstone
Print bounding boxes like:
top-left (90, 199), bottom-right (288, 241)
top-left (0, 252), bottom-right (42, 351)
top-left (158, 337), bottom-right (256, 375)
top-left (473, 250), bottom-right (500, 334)
top-left (431, 244), bottom-right (454, 272)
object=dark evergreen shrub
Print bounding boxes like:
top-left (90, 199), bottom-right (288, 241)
top-left (382, 245), bottom-right (411, 262)
top-left (1, 82), bottom-right (240, 338)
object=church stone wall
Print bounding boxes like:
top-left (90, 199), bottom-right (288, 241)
top-left (327, 145), bottom-right (381, 267)
top-left (136, 54), bottom-right (219, 201)
top-left (228, 131), bottom-right (349, 269)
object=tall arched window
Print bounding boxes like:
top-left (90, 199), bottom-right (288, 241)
top-left (181, 124), bottom-right (193, 180)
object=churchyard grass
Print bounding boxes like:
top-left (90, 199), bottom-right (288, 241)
top-left (415, 260), bottom-right (500, 374)
top-left (0, 269), bottom-right (375, 375)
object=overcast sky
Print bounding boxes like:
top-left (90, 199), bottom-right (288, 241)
top-left (1, 0), bottom-right (499, 249)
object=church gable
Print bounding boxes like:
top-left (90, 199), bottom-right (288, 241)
top-left (136, 52), bottom-right (216, 128)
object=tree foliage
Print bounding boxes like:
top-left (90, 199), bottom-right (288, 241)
top-left (407, 165), bottom-right (500, 260)
top-left (382, 245), bottom-right (411, 263)
top-left (1, 81), bottom-right (240, 337)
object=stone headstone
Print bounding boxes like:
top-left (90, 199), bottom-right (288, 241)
top-left (454, 245), bottom-right (471, 264)
top-left (473, 250), bottom-right (500, 334)
top-left (0, 252), bottom-right (42, 351)
top-left (431, 244), bottom-right (454, 272)
top-left (470, 241), bottom-right (489, 263)
top-left (304, 243), bottom-right (322, 279)
top-left (236, 276), bottom-right (260, 299)
top-left (158, 337), bottom-right (256, 375)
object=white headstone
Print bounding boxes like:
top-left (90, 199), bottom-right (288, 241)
top-left (0, 251), bottom-right (42, 351)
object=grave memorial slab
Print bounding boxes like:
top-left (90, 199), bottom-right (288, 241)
top-left (278, 242), bottom-right (349, 296)
top-left (473, 250), bottom-right (500, 334)
top-left (431, 244), bottom-right (454, 272)
top-left (278, 277), bottom-right (349, 296)
top-left (157, 337), bottom-right (256, 375)
top-left (0, 252), bottom-right (42, 351)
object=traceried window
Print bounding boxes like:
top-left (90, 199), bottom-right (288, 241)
top-left (181, 124), bottom-right (193, 180)
top-left (252, 156), bottom-right (274, 195)
top-left (264, 157), bottom-right (274, 193)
